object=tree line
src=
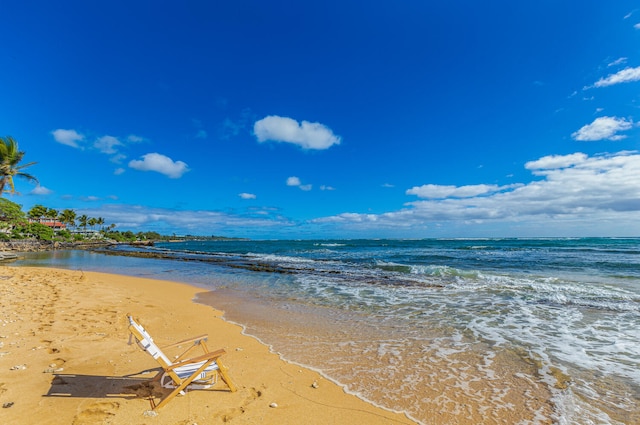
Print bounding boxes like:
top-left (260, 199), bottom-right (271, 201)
top-left (0, 197), bottom-right (170, 242)
top-left (26, 204), bottom-right (110, 232)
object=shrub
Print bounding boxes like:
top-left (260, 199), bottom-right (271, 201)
top-left (24, 222), bottom-right (54, 241)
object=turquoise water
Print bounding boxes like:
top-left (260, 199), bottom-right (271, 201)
top-left (15, 238), bottom-right (640, 424)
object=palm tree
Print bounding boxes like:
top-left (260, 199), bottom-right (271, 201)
top-left (0, 136), bottom-right (38, 195)
top-left (78, 214), bottom-right (88, 230)
top-left (59, 209), bottom-right (76, 229)
top-left (28, 204), bottom-right (47, 221)
top-left (45, 208), bottom-right (58, 224)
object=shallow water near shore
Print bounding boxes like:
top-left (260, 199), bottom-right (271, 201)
top-left (14, 238), bottom-right (640, 424)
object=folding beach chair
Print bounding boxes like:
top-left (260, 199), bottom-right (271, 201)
top-left (127, 315), bottom-right (237, 410)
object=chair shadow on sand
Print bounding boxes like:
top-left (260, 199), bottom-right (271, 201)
top-left (45, 370), bottom-right (167, 403)
top-left (45, 369), bottom-right (232, 405)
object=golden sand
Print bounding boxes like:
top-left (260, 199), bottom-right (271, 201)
top-left (0, 266), bottom-right (415, 425)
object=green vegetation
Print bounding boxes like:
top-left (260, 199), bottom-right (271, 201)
top-left (0, 198), bottom-right (111, 242)
top-left (0, 136), bottom-right (38, 195)
top-left (0, 199), bottom-right (241, 243)
top-left (20, 222), bottom-right (54, 241)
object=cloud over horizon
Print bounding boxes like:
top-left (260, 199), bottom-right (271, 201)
top-left (254, 115), bottom-right (341, 150)
top-left (312, 151), bottom-right (640, 235)
top-left (75, 204), bottom-right (293, 237)
top-left (406, 184), bottom-right (519, 199)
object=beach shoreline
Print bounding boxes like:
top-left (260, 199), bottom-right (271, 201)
top-left (0, 265), bottom-right (415, 425)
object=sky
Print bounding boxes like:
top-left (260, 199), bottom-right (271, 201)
top-left (2, 0), bottom-right (640, 239)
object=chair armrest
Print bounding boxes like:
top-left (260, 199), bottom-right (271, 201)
top-left (161, 334), bottom-right (208, 349)
top-left (165, 348), bottom-right (227, 371)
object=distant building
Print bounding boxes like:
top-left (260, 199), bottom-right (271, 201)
top-left (26, 219), bottom-right (105, 239)
top-left (29, 218), bottom-right (67, 231)
top-left (69, 229), bottom-right (103, 239)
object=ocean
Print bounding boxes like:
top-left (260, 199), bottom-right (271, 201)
top-left (14, 238), bottom-right (640, 424)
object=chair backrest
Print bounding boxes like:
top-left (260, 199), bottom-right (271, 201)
top-left (128, 316), bottom-right (173, 367)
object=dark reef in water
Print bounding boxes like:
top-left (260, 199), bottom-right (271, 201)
top-left (91, 245), bottom-right (298, 274)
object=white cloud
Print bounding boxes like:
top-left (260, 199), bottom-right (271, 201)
top-left (94, 135), bottom-right (123, 154)
top-left (525, 153), bottom-right (588, 170)
top-left (127, 134), bottom-right (144, 143)
top-left (110, 153), bottom-right (127, 164)
top-left (406, 184), bottom-right (504, 199)
top-left (571, 116), bottom-right (633, 141)
top-left (239, 192), bottom-right (257, 199)
top-left (608, 57), bottom-right (628, 67)
top-left (287, 176), bottom-right (302, 186)
top-left (320, 185), bottom-right (335, 191)
top-left (78, 195), bottom-right (101, 201)
top-left (312, 151), bottom-right (640, 236)
top-left (76, 204), bottom-right (294, 237)
top-left (128, 153), bottom-right (189, 178)
top-left (52, 129), bottom-right (146, 157)
top-left (592, 66), bottom-right (640, 88)
top-left (286, 176), bottom-right (312, 191)
top-left (635, 23), bottom-right (640, 29)
top-left (254, 115), bottom-right (341, 150)
top-left (51, 129), bottom-right (85, 148)
top-left (114, 168), bottom-right (126, 175)
top-left (30, 185), bottom-right (52, 195)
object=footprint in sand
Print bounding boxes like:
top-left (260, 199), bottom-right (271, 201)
top-left (51, 357), bottom-right (66, 366)
top-left (44, 357), bottom-right (66, 373)
top-left (72, 401), bottom-right (119, 425)
top-left (215, 386), bottom-right (264, 422)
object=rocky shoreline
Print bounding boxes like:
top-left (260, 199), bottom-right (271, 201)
top-left (0, 240), bottom-right (159, 258)
top-left (0, 239), bottom-right (156, 252)
top-left (0, 239), bottom-right (109, 252)
top-left (0, 240), bottom-right (68, 252)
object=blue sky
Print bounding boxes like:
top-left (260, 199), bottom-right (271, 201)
top-left (2, 1), bottom-right (640, 239)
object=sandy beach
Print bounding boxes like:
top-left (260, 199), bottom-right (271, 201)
top-left (0, 265), bottom-right (415, 425)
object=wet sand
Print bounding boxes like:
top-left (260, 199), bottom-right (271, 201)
top-left (0, 266), bottom-right (414, 425)
top-left (198, 288), bottom-right (557, 425)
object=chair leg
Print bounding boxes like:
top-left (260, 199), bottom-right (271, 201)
top-left (153, 360), bottom-right (216, 410)
top-left (215, 359), bottom-right (237, 392)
